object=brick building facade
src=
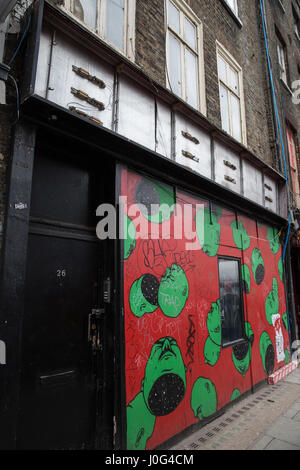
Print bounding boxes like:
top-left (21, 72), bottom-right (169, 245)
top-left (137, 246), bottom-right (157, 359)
top-left (0, 0), bottom-right (299, 450)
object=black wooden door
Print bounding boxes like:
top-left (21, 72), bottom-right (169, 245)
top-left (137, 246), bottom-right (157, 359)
top-left (17, 142), bottom-right (111, 449)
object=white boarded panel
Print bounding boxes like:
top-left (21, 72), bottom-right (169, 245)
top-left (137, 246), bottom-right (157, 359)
top-left (118, 76), bottom-right (155, 150)
top-left (175, 113), bottom-right (211, 178)
top-left (156, 101), bottom-right (171, 159)
top-left (214, 141), bottom-right (241, 194)
top-left (44, 30), bottom-right (114, 129)
top-left (35, 26), bottom-right (52, 98)
top-left (264, 176), bottom-right (277, 212)
top-left (243, 161), bottom-right (263, 205)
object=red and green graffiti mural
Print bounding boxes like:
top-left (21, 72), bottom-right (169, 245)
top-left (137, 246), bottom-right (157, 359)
top-left (121, 168), bottom-right (291, 450)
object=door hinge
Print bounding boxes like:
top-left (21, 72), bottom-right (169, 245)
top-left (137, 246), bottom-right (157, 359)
top-left (103, 277), bottom-right (111, 304)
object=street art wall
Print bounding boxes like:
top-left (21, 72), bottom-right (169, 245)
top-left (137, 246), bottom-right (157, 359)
top-left (121, 168), bottom-right (291, 450)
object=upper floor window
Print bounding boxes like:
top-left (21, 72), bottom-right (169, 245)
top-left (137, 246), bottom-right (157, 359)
top-left (276, 31), bottom-right (289, 86)
top-left (225, 0), bottom-right (238, 15)
top-left (216, 42), bottom-right (246, 144)
top-left (286, 124), bottom-right (300, 207)
top-left (64, 0), bottom-right (135, 60)
top-left (166, 0), bottom-right (206, 114)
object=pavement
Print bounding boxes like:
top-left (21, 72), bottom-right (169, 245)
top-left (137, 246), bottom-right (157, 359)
top-left (169, 366), bottom-right (300, 451)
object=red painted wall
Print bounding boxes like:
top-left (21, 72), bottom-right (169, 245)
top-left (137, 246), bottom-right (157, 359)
top-left (121, 168), bottom-right (290, 450)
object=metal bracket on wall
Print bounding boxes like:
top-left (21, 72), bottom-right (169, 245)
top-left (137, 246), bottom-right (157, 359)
top-left (224, 175), bottom-right (236, 184)
top-left (265, 196), bottom-right (273, 203)
top-left (264, 183), bottom-right (273, 191)
top-left (182, 150), bottom-right (199, 163)
top-left (181, 131), bottom-right (199, 145)
top-left (68, 106), bottom-right (103, 126)
top-left (224, 160), bottom-right (237, 171)
top-left (72, 65), bottom-right (106, 89)
top-left (70, 87), bottom-right (105, 111)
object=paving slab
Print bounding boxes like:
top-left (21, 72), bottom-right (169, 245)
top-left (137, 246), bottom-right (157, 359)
top-left (250, 435), bottom-right (274, 450)
top-left (265, 438), bottom-right (300, 451)
top-left (283, 368), bottom-right (300, 385)
top-left (293, 411), bottom-right (300, 422)
top-left (283, 402), bottom-right (300, 419)
top-left (266, 416), bottom-right (300, 447)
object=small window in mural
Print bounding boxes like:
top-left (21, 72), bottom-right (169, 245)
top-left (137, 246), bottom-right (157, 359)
top-left (218, 257), bottom-right (245, 346)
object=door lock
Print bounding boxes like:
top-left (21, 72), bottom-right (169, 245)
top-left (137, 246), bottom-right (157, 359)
top-left (88, 308), bottom-right (104, 353)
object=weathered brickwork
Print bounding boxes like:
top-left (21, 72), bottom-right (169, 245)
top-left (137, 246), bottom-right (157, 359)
top-left (135, 0), bottom-right (166, 85)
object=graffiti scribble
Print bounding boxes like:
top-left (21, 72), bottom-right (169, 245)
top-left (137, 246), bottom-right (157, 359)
top-left (186, 315), bottom-right (196, 373)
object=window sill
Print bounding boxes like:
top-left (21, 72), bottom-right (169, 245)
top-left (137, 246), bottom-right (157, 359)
top-left (222, 337), bottom-right (248, 350)
top-left (280, 78), bottom-right (294, 96)
top-left (219, 0), bottom-right (243, 28)
top-left (53, 3), bottom-right (135, 63)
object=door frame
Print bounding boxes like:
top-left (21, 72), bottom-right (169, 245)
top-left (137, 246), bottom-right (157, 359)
top-left (0, 119), bottom-right (119, 449)
top-left (0, 121), bottom-right (36, 449)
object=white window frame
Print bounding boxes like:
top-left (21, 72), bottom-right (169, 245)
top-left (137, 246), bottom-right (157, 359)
top-left (293, 7), bottom-right (300, 40)
top-left (225, 0), bottom-right (238, 16)
top-left (286, 125), bottom-right (300, 207)
top-left (62, 0), bottom-right (136, 61)
top-left (165, 0), bottom-right (206, 115)
top-left (216, 41), bottom-right (247, 145)
top-left (277, 39), bottom-right (288, 84)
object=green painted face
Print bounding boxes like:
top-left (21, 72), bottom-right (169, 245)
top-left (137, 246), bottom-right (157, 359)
top-left (207, 300), bottom-right (221, 346)
top-left (231, 389), bottom-right (241, 402)
top-left (232, 342), bottom-right (251, 376)
top-left (196, 207), bottom-right (220, 257)
top-left (278, 257), bottom-right (283, 282)
top-left (251, 248), bottom-right (265, 285)
top-left (232, 322), bottom-right (254, 376)
top-left (204, 336), bottom-right (221, 366)
top-left (142, 337), bottom-right (186, 417)
top-left (241, 264), bottom-right (251, 294)
top-left (191, 377), bottom-right (217, 420)
top-left (129, 274), bottom-right (159, 317)
top-left (267, 227), bottom-right (280, 255)
top-left (265, 278), bottom-right (279, 325)
top-left (124, 214), bottom-right (136, 260)
top-left (158, 264), bottom-right (189, 317)
top-left (282, 313), bottom-right (288, 330)
top-left (259, 331), bottom-right (275, 376)
top-left (135, 178), bottom-right (176, 224)
top-left (126, 392), bottom-right (156, 450)
top-left (231, 220), bottom-right (250, 251)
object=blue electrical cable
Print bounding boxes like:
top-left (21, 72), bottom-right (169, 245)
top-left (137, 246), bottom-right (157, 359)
top-left (259, 0), bottom-right (294, 358)
top-left (259, 0), bottom-right (291, 263)
top-left (259, 0), bottom-right (288, 184)
top-left (283, 210), bottom-right (291, 260)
